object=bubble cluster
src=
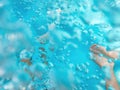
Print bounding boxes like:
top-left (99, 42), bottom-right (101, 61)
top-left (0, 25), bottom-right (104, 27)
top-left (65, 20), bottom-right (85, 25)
top-left (0, 0), bottom-right (120, 89)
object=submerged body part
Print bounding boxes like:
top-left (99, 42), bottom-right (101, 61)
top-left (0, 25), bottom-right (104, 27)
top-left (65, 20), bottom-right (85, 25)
top-left (90, 44), bottom-right (120, 90)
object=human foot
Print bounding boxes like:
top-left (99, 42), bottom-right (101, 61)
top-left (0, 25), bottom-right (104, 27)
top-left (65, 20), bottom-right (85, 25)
top-left (90, 44), bottom-right (107, 55)
top-left (92, 53), bottom-right (114, 68)
top-left (90, 44), bottom-right (119, 59)
top-left (90, 44), bottom-right (119, 90)
top-left (108, 51), bottom-right (119, 59)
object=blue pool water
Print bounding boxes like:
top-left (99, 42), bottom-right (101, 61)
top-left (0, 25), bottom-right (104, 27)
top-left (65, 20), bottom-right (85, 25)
top-left (0, 0), bottom-right (120, 90)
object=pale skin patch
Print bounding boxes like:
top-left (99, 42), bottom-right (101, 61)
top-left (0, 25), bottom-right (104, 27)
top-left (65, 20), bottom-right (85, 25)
top-left (90, 44), bottom-right (120, 90)
top-left (38, 33), bottom-right (49, 44)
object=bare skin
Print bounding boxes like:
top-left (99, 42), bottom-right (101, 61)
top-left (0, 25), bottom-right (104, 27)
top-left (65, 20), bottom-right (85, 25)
top-left (20, 58), bottom-right (35, 80)
top-left (21, 58), bottom-right (32, 66)
top-left (20, 35), bottom-right (54, 78)
top-left (90, 44), bottom-right (120, 90)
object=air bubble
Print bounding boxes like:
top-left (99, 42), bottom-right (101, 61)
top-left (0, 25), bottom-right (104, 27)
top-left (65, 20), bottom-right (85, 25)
top-left (91, 5), bottom-right (99, 12)
top-left (20, 49), bottom-right (33, 59)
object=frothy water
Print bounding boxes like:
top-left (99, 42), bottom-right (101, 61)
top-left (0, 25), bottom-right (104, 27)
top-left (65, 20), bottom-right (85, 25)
top-left (0, 0), bottom-right (120, 90)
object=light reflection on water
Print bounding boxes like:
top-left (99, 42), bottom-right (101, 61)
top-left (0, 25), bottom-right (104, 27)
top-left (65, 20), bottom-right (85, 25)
top-left (0, 0), bottom-right (120, 90)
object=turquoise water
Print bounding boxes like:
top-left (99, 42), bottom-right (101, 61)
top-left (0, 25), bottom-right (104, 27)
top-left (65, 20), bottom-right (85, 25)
top-left (0, 0), bottom-right (120, 90)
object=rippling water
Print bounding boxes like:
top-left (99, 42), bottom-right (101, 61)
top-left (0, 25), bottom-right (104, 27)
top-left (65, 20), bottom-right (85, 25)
top-left (0, 0), bottom-right (120, 90)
